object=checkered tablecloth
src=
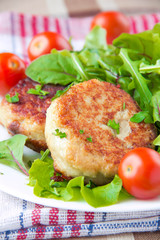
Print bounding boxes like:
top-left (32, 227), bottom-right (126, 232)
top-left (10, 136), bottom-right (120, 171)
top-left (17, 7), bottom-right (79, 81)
top-left (0, 11), bottom-right (160, 240)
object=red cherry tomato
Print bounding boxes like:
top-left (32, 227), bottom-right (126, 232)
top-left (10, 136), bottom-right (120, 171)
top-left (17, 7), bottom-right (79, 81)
top-left (28, 31), bottom-right (72, 61)
top-left (0, 53), bottom-right (26, 96)
top-left (90, 11), bottom-right (130, 44)
top-left (118, 147), bottom-right (160, 199)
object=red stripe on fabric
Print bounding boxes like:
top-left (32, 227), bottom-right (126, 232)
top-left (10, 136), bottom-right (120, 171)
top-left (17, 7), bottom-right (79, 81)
top-left (31, 15), bottom-right (37, 36)
top-left (142, 15), bottom-right (148, 31)
top-left (71, 224), bottom-right (81, 237)
top-left (67, 210), bottom-right (81, 237)
top-left (35, 203), bottom-right (44, 208)
top-left (129, 16), bottom-right (137, 34)
top-left (43, 16), bottom-right (49, 32)
top-left (85, 211), bottom-right (94, 223)
top-left (52, 226), bottom-right (63, 238)
top-left (19, 13), bottom-right (27, 61)
top-left (49, 208), bottom-right (59, 225)
top-left (67, 210), bottom-right (77, 224)
top-left (32, 209), bottom-right (41, 225)
top-left (35, 226), bottom-right (46, 239)
top-left (19, 13), bottom-right (25, 37)
top-left (55, 18), bottom-right (61, 34)
top-left (151, 13), bottom-right (160, 24)
top-left (17, 229), bottom-right (27, 240)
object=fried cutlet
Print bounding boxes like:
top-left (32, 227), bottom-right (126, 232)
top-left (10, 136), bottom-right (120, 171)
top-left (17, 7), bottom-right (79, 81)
top-left (0, 78), bottom-right (65, 152)
top-left (45, 79), bottom-right (157, 185)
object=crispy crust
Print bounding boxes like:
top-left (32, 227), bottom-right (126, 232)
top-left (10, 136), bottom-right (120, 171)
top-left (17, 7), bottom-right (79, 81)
top-left (45, 79), bottom-right (157, 184)
top-left (0, 78), bottom-right (65, 151)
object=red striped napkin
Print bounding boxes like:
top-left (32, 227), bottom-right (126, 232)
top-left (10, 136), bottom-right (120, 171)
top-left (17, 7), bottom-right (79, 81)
top-left (0, 12), bottom-right (160, 62)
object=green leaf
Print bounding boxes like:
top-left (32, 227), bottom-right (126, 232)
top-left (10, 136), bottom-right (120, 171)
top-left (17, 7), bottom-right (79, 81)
top-left (139, 59), bottom-right (160, 74)
top-left (5, 92), bottom-right (19, 103)
top-left (84, 26), bottom-right (108, 50)
top-left (107, 119), bottom-right (120, 134)
top-left (71, 52), bottom-right (89, 81)
top-left (0, 135), bottom-right (28, 175)
top-left (29, 159), bottom-right (54, 190)
top-left (153, 135), bottom-right (160, 146)
top-left (52, 83), bottom-right (74, 101)
top-left (113, 24), bottom-right (160, 62)
top-left (26, 51), bottom-right (78, 85)
top-left (78, 49), bottom-right (99, 67)
top-left (119, 48), bottom-right (152, 110)
top-left (151, 91), bottom-right (160, 122)
top-left (39, 149), bottom-right (51, 163)
top-left (130, 111), bottom-right (153, 123)
top-left (28, 153), bottom-right (131, 207)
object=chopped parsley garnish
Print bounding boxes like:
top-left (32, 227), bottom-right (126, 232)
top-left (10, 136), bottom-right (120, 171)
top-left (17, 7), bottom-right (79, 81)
top-left (79, 129), bottom-right (84, 134)
top-left (86, 136), bottom-right (92, 142)
top-left (53, 129), bottom-right (67, 138)
top-left (27, 84), bottom-right (49, 98)
top-left (123, 102), bottom-right (126, 110)
top-left (52, 83), bottom-right (74, 101)
top-left (107, 119), bottom-right (120, 134)
top-left (5, 92), bottom-right (19, 103)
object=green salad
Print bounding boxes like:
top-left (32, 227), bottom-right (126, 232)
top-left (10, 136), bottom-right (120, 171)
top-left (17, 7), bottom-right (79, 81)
top-left (0, 24), bottom-right (160, 208)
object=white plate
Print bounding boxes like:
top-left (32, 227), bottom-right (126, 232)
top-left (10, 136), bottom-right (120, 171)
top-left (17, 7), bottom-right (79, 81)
top-left (0, 125), bottom-right (160, 212)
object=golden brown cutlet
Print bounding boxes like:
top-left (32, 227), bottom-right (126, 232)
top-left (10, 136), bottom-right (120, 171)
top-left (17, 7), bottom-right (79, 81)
top-left (45, 79), bottom-right (157, 185)
top-left (0, 78), bottom-right (65, 152)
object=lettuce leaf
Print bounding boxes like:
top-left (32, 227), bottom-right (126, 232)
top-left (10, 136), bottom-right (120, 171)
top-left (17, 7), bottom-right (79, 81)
top-left (28, 153), bottom-right (131, 208)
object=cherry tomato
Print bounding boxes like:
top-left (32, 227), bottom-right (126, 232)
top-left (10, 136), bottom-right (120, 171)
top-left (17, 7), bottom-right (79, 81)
top-left (90, 11), bottom-right (130, 44)
top-left (28, 31), bottom-right (72, 61)
top-left (118, 148), bottom-right (160, 199)
top-left (0, 53), bottom-right (26, 96)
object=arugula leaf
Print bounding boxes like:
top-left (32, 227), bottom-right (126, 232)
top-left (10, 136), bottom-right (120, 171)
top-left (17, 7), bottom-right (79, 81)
top-left (52, 83), bottom-right (74, 101)
top-left (71, 52), bottom-right (89, 81)
top-left (139, 59), bottom-right (160, 74)
top-left (107, 119), bottom-right (120, 134)
top-left (0, 135), bottom-right (28, 175)
top-left (27, 84), bottom-right (49, 97)
top-left (5, 92), bottom-right (19, 103)
top-left (130, 111), bottom-right (153, 123)
top-left (119, 48), bottom-right (152, 110)
top-left (53, 129), bottom-right (67, 138)
top-left (151, 91), bottom-right (160, 122)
